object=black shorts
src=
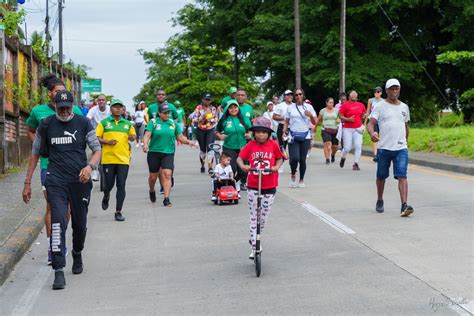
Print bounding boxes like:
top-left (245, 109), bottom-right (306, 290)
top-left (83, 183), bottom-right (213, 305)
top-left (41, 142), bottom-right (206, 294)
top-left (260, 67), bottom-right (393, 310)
top-left (321, 129), bottom-right (339, 145)
top-left (147, 152), bottom-right (174, 173)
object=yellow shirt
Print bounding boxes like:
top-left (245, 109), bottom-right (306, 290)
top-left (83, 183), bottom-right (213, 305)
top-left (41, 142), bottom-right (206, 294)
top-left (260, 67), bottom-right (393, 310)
top-left (96, 116), bottom-right (136, 165)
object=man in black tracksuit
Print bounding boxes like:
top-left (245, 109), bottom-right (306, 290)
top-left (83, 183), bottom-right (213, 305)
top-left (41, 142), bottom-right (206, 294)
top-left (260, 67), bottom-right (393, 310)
top-left (23, 90), bottom-right (102, 290)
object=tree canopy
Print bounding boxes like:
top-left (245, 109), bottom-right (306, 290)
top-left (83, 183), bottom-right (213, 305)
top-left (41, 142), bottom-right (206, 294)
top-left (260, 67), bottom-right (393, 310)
top-left (137, 0), bottom-right (473, 123)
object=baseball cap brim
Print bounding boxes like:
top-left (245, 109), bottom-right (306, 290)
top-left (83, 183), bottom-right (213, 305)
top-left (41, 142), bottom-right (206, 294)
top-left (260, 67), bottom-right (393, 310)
top-left (249, 126), bottom-right (273, 133)
top-left (56, 102), bottom-right (72, 108)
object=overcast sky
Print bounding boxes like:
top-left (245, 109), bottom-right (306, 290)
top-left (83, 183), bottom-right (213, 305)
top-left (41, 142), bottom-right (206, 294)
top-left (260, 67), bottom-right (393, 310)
top-left (22, 0), bottom-right (191, 108)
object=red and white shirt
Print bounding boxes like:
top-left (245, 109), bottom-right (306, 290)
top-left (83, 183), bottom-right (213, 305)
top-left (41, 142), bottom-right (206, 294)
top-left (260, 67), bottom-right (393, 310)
top-left (239, 140), bottom-right (283, 190)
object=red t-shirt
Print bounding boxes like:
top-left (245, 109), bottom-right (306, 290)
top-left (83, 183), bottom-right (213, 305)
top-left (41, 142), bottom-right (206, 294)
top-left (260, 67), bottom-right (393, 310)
top-left (339, 101), bottom-right (365, 128)
top-left (239, 140), bottom-right (283, 190)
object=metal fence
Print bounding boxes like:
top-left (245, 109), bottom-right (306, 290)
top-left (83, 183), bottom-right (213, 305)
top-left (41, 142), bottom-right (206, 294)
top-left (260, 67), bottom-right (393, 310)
top-left (0, 27), bottom-right (82, 173)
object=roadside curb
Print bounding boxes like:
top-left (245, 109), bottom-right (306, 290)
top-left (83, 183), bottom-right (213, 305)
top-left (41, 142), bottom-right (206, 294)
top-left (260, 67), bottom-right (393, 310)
top-left (0, 198), bottom-right (45, 285)
top-left (312, 141), bottom-right (474, 176)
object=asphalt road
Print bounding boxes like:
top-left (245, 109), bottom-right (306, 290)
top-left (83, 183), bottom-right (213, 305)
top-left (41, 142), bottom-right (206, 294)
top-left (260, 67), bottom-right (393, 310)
top-left (0, 145), bottom-right (472, 315)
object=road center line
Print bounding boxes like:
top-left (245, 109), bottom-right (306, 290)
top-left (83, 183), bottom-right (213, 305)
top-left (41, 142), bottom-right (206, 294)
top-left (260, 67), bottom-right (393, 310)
top-left (10, 264), bottom-right (51, 316)
top-left (301, 202), bottom-right (356, 235)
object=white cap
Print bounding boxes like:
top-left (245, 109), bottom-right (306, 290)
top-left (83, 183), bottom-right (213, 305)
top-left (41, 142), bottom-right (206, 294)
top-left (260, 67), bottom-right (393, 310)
top-left (284, 89), bottom-right (293, 95)
top-left (267, 101), bottom-right (274, 106)
top-left (385, 78), bottom-right (401, 89)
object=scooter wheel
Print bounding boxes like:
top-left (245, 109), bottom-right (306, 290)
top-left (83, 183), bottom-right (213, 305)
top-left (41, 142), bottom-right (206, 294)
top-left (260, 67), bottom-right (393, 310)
top-left (213, 199), bottom-right (217, 205)
top-left (255, 253), bottom-right (261, 277)
top-left (234, 199), bottom-right (239, 205)
top-left (218, 196), bottom-right (224, 205)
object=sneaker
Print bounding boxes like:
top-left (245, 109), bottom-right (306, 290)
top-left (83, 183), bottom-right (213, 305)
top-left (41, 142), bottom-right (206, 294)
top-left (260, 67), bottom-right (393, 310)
top-left (240, 183), bottom-right (247, 191)
top-left (149, 191), bottom-right (156, 203)
top-left (101, 192), bottom-right (110, 210)
top-left (289, 179), bottom-right (298, 188)
top-left (200, 166), bottom-right (205, 173)
top-left (160, 186), bottom-right (164, 195)
top-left (339, 157), bottom-right (346, 168)
top-left (135, 143), bottom-right (140, 148)
top-left (331, 155), bottom-right (335, 163)
top-left (71, 251), bottom-right (83, 274)
top-left (163, 197), bottom-right (172, 207)
top-left (400, 203), bottom-right (414, 217)
top-left (352, 163), bottom-right (360, 171)
top-left (115, 212), bottom-right (125, 222)
top-left (373, 156), bottom-right (378, 163)
top-left (326, 159), bottom-right (330, 165)
top-left (208, 169), bottom-right (213, 175)
top-left (249, 250), bottom-right (255, 260)
top-left (306, 154), bottom-right (310, 158)
top-left (52, 270), bottom-right (66, 290)
top-left (298, 181), bottom-right (306, 188)
top-left (376, 200), bottom-right (384, 213)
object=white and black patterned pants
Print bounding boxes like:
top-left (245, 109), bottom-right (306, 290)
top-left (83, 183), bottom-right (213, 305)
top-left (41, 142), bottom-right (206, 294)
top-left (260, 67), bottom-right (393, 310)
top-left (247, 189), bottom-right (276, 250)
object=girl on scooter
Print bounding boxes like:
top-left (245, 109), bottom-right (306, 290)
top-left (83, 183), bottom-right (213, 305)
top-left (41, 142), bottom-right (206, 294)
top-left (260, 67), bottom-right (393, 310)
top-left (237, 117), bottom-right (283, 259)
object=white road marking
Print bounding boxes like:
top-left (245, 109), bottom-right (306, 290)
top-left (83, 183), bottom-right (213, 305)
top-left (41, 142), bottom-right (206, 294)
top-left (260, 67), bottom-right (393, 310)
top-left (301, 202), bottom-right (356, 235)
top-left (448, 298), bottom-right (474, 316)
top-left (10, 264), bottom-right (51, 316)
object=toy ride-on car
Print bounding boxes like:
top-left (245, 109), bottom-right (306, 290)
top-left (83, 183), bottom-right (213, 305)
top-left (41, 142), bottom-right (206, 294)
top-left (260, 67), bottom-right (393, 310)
top-left (214, 179), bottom-right (239, 205)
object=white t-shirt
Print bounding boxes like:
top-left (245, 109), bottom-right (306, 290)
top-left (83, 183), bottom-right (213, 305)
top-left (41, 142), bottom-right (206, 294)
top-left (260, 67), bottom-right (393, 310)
top-left (370, 100), bottom-right (410, 150)
top-left (273, 102), bottom-right (293, 125)
top-left (262, 110), bottom-right (278, 132)
top-left (87, 105), bottom-right (111, 128)
top-left (214, 164), bottom-right (233, 180)
top-left (134, 110), bottom-right (145, 124)
top-left (285, 103), bottom-right (317, 139)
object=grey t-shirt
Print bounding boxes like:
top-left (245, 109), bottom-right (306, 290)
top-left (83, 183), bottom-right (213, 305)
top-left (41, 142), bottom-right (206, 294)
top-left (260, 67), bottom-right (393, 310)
top-left (370, 100), bottom-right (410, 151)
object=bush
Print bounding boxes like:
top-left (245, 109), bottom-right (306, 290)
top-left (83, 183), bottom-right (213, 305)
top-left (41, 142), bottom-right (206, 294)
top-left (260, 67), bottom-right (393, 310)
top-left (438, 112), bottom-right (464, 127)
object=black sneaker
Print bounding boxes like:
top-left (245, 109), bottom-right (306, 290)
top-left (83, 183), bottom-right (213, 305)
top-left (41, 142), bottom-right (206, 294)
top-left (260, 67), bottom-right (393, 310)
top-left (52, 270), bottom-right (66, 290)
top-left (240, 183), bottom-right (247, 191)
top-left (101, 192), bottom-right (110, 210)
top-left (352, 163), bottom-right (360, 171)
top-left (72, 251), bottom-right (83, 274)
top-left (401, 203), bottom-right (414, 217)
top-left (163, 197), bottom-right (172, 207)
top-left (339, 157), bottom-right (346, 168)
top-left (331, 155), bottom-right (335, 163)
top-left (376, 200), bottom-right (384, 213)
top-left (149, 191), bottom-right (156, 203)
top-left (200, 166), bottom-right (205, 173)
top-left (325, 159), bottom-right (330, 165)
top-left (115, 212), bottom-right (125, 222)
top-left (208, 169), bottom-right (213, 175)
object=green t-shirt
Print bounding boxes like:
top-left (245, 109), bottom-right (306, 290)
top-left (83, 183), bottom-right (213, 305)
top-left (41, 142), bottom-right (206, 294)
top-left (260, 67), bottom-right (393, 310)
top-left (147, 102), bottom-right (179, 121)
top-left (26, 104), bottom-right (83, 169)
top-left (145, 118), bottom-right (183, 154)
top-left (176, 107), bottom-right (185, 123)
top-left (218, 116), bottom-right (249, 150)
top-left (220, 95), bottom-right (234, 107)
top-left (223, 103), bottom-right (253, 126)
top-left (320, 108), bottom-right (339, 129)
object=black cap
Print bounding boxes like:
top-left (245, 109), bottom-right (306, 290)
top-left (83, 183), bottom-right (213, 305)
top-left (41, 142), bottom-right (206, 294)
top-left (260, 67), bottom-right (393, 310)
top-left (203, 93), bottom-right (211, 100)
top-left (55, 90), bottom-right (73, 108)
top-left (375, 86), bottom-right (383, 92)
top-left (159, 103), bottom-right (171, 113)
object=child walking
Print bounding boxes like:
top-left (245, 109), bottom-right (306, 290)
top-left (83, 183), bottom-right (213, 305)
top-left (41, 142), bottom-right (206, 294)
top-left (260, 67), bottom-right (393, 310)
top-left (211, 152), bottom-right (235, 201)
top-left (237, 117), bottom-right (283, 259)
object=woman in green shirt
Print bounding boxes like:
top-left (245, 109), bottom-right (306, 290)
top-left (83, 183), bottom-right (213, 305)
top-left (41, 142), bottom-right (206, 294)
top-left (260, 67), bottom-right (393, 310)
top-left (143, 103), bottom-right (195, 207)
top-left (215, 100), bottom-right (251, 192)
top-left (317, 97), bottom-right (340, 164)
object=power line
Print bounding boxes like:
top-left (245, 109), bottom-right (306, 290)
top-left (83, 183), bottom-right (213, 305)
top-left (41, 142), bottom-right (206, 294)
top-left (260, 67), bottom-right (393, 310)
top-left (374, 0), bottom-right (450, 106)
top-left (60, 38), bottom-right (166, 44)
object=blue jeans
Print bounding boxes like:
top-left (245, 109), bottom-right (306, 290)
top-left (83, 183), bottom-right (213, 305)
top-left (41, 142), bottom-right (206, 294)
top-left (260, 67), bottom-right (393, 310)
top-left (376, 149), bottom-right (408, 180)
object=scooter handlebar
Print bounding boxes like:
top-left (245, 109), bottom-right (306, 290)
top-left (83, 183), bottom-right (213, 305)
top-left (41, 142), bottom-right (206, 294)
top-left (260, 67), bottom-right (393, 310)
top-left (249, 168), bottom-right (273, 173)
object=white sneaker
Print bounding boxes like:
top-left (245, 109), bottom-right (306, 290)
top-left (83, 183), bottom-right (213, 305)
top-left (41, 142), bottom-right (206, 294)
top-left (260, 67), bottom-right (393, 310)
top-left (289, 180), bottom-right (298, 188)
top-left (211, 196), bottom-right (217, 201)
top-left (249, 250), bottom-right (255, 260)
top-left (298, 181), bottom-right (306, 188)
top-left (135, 143), bottom-right (140, 148)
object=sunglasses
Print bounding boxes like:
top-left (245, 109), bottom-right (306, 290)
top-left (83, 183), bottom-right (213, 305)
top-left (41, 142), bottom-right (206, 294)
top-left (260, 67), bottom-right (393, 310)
top-left (375, 91), bottom-right (382, 93)
top-left (295, 93), bottom-right (303, 96)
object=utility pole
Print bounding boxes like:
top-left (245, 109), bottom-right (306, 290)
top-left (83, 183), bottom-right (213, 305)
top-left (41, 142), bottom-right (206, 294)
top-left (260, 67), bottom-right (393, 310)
top-left (58, 0), bottom-right (63, 65)
top-left (294, 0), bottom-right (301, 89)
top-left (339, 0), bottom-right (346, 94)
top-left (45, 0), bottom-right (50, 57)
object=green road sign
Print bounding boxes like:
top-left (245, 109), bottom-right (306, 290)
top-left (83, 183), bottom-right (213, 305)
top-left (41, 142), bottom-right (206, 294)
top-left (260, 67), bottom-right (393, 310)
top-left (82, 79), bottom-right (102, 92)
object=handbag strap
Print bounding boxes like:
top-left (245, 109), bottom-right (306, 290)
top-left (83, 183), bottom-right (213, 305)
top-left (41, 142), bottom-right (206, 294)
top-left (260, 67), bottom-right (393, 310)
top-left (295, 104), bottom-right (307, 121)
